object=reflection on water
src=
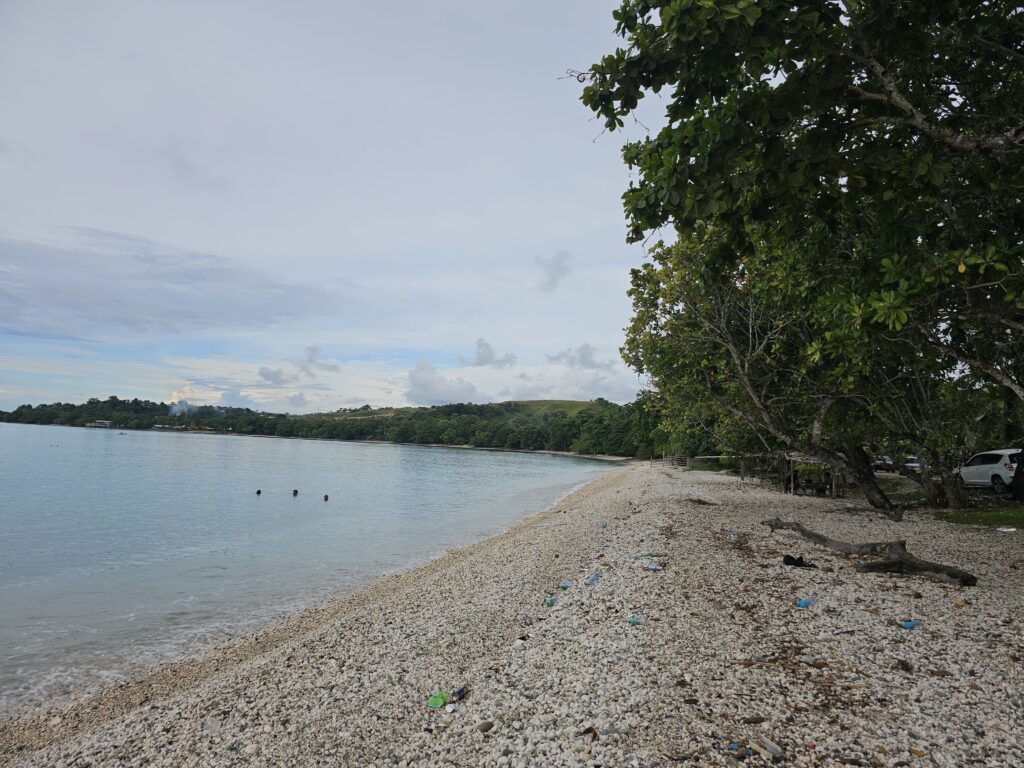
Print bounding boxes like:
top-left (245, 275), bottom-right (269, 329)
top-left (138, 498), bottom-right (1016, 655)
top-left (0, 423), bottom-right (608, 715)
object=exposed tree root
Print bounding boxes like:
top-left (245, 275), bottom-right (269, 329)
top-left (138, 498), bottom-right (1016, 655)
top-left (761, 517), bottom-right (978, 587)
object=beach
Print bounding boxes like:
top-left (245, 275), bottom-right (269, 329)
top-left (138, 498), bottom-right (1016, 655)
top-left (2, 464), bottom-right (1022, 766)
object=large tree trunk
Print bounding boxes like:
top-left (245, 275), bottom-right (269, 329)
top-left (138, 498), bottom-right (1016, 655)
top-left (944, 474), bottom-right (970, 508)
top-left (762, 518), bottom-right (977, 586)
top-left (1012, 460), bottom-right (1024, 503)
top-left (918, 453), bottom-right (947, 508)
top-left (838, 442), bottom-right (899, 519)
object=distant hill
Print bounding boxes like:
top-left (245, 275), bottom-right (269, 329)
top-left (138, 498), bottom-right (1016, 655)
top-left (3, 396), bottom-right (655, 458)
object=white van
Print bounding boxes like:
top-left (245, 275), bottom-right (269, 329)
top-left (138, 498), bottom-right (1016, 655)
top-left (956, 449), bottom-right (1021, 492)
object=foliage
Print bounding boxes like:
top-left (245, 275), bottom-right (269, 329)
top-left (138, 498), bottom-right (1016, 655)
top-left (584, 0), bottom-right (1024, 508)
top-left (3, 396), bottom-right (658, 458)
top-left (626, 228), bottom-right (910, 509)
top-left (584, 0), bottom-right (1024, 399)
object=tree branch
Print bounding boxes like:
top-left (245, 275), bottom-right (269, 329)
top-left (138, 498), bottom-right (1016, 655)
top-left (843, 26), bottom-right (1024, 152)
top-left (968, 34), bottom-right (1024, 66)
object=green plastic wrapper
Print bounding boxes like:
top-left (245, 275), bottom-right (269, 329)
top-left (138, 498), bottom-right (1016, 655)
top-left (427, 691), bottom-right (449, 709)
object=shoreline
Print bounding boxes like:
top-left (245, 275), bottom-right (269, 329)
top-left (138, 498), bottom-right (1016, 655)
top-left (0, 467), bottom-right (628, 758)
top-left (3, 466), bottom-right (1022, 766)
top-left (0, 421), bottom-right (631, 463)
top-left (0, 459), bottom-right (614, 723)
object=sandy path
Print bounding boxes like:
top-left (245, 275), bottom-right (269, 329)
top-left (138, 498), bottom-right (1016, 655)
top-left (2, 465), bottom-right (1022, 766)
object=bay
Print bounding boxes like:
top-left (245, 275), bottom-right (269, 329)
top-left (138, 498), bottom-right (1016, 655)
top-left (0, 422), bottom-right (609, 715)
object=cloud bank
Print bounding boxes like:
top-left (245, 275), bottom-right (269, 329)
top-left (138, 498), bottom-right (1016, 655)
top-left (0, 232), bottom-right (347, 341)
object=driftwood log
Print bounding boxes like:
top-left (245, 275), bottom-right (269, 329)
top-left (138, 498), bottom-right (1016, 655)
top-left (761, 517), bottom-right (978, 587)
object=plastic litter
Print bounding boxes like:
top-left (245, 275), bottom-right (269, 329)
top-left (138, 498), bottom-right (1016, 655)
top-left (544, 596), bottom-right (556, 607)
top-left (444, 703), bottom-right (459, 713)
top-left (997, 527), bottom-right (1017, 533)
top-left (629, 551), bottom-right (657, 560)
top-left (750, 737), bottom-right (785, 761)
top-left (643, 562), bottom-right (663, 572)
top-left (451, 685), bottom-right (469, 701)
top-left (558, 580), bottom-right (573, 590)
top-left (628, 616), bottom-right (648, 626)
top-left (782, 554), bottom-right (817, 569)
top-left (427, 691), bottom-right (449, 709)
top-left (794, 597), bottom-right (817, 609)
top-left (899, 619), bottom-right (922, 630)
top-left (726, 531), bottom-right (752, 542)
top-left (585, 572), bottom-right (601, 586)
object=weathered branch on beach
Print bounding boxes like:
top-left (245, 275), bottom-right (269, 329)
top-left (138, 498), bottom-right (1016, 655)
top-left (761, 517), bottom-right (978, 587)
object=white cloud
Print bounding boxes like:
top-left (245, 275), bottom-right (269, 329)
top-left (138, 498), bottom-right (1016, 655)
top-left (219, 387), bottom-right (257, 409)
top-left (459, 337), bottom-right (517, 368)
top-left (405, 361), bottom-right (483, 405)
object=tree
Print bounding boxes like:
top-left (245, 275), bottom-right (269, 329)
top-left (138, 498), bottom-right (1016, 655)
top-left (583, 0), bottom-right (1024, 399)
top-left (626, 228), bottom-right (903, 511)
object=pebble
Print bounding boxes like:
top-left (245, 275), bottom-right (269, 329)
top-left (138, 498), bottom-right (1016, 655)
top-left (3, 467), bottom-right (1022, 766)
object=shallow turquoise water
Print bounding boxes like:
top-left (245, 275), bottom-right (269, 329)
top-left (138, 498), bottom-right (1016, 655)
top-left (0, 423), bottom-right (609, 715)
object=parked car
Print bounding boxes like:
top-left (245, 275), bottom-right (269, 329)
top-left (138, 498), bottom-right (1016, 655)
top-left (902, 457), bottom-right (922, 475)
top-left (871, 455), bottom-right (894, 472)
top-left (956, 449), bottom-right (1021, 492)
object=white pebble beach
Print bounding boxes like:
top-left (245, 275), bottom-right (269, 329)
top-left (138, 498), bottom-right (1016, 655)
top-left (2, 465), bottom-right (1022, 767)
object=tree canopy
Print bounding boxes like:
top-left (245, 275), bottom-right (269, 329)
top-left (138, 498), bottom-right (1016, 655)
top-left (3, 397), bottom-right (661, 459)
top-left (585, 0), bottom-right (1024, 508)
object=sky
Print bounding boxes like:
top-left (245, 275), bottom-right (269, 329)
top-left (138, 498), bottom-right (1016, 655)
top-left (0, 1), bottom-right (661, 413)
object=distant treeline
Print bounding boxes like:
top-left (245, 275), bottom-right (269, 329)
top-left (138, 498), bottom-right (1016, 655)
top-left (2, 396), bottom-right (673, 458)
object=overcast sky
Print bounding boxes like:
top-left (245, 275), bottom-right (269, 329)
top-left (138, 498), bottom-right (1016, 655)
top-left (0, 1), bottom-right (659, 412)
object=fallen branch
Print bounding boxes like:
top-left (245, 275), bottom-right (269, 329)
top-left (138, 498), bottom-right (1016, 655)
top-left (761, 517), bottom-right (978, 587)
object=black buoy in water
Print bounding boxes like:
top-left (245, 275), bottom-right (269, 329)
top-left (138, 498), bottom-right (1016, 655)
top-left (293, 489), bottom-right (299, 497)
top-left (324, 494), bottom-right (329, 502)
top-left (256, 489), bottom-right (261, 496)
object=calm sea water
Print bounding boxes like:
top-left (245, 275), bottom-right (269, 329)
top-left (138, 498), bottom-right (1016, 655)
top-left (0, 422), bottom-right (609, 716)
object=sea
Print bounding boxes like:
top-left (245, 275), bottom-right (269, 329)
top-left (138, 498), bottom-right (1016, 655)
top-left (0, 422), bottom-right (610, 716)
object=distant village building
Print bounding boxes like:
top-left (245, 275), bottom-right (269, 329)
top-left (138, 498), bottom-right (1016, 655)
top-left (86, 420), bottom-right (113, 428)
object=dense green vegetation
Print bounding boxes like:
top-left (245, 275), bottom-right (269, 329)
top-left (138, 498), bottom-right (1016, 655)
top-left (582, 0), bottom-right (1024, 511)
top-left (2, 396), bottom-right (660, 457)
